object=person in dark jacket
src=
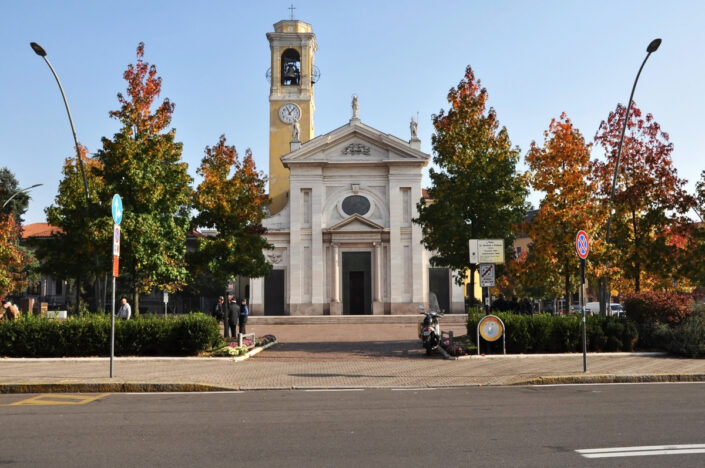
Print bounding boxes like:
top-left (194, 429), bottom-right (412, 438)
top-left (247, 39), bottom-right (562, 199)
top-left (213, 296), bottom-right (225, 322)
top-left (238, 298), bottom-right (249, 335)
top-left (225, 293), bottom-right (238, 338)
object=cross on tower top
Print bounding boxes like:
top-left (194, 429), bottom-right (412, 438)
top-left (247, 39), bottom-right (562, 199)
top-left (288, 4), bottom-right (296, 20)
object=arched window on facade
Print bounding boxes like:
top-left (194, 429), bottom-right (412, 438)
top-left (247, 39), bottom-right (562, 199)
top-left (281, 48), bottom-right (301, 86)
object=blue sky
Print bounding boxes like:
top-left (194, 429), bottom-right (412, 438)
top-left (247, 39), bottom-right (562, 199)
top-left (2, 0), bottom-right (704, 224)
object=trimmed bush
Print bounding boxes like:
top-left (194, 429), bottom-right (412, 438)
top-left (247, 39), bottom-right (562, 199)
top-left (666, 306), bottom-right (705, 358)
top-left (467, 312), bottom-right (638, 354)
top-left (0, 313), bottom-right (221, 357)
top-left (623, 291), bottom-right (694, 325)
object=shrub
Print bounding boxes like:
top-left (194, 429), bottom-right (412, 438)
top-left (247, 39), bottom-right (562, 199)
top-left (0, 313), bottom-right (221, 357)
top-left (623, 291), bottom-right (694, 325)
top-left (467, 311), bottom-right (638, 353)
top-left (666, 306), bottom-right (705, 358)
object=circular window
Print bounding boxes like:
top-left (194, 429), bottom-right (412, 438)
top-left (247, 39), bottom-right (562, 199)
top-left (342, 195), bottom-right (370, 216)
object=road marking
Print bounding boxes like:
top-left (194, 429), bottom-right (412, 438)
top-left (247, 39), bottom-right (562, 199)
top-left (577, 444), bottom-right (705, 458)
top-left (391, 388), bottom-right (437, 391)
top-left (304, 389), bottom-right (364, 392)
top-left (6, 393), bottom-right (110, 406)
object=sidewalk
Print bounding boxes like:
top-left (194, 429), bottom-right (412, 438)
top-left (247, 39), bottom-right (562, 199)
top-left (1, 322), bottom-right (705, 393)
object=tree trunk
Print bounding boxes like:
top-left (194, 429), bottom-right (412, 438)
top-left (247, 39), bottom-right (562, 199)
top-left (564, 267), bottom-right (571, 311)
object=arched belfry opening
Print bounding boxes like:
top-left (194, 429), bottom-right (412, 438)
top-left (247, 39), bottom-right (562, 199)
top-left (281, 48), bottom-right (301, 86)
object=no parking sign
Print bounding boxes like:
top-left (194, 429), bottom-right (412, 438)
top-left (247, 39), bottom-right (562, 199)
top-left (576, 230), bottom-right (589, 259)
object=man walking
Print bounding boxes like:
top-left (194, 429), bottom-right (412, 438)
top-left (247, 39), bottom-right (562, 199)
top-left (117, 297), bottom-right (132, 320)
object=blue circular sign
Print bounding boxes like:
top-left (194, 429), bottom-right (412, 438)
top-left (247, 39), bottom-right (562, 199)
top-left (112, 194), bottom-right (123, 225)
top-left (576, 230), bottom-right (589, 259)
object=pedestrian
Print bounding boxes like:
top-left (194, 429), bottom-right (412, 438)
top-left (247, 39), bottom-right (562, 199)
top-left (2, 301), bottom-right (20, 321)
top-left (213, 296), bottom-right (225, 323)
top-left (239, 298), bottom-right (249, 335)
top-left (116, 297), bottom-right (132, 320)
top-left (225, 293), bottom-right (238, 338)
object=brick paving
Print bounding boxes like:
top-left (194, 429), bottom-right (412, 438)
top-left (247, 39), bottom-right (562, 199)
top-left (2, 322), bottom-right (705, 392)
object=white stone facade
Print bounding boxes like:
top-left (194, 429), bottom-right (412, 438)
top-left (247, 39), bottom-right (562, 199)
top-left (249, 118), bottom-right (464, 315)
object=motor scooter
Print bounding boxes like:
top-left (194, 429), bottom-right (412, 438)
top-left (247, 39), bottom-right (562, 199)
top-left (418, 305), bottom-right (443, 356)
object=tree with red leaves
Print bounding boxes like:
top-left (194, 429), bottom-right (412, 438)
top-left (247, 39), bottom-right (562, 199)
top-left (593, 103), bottom-right (695, 292)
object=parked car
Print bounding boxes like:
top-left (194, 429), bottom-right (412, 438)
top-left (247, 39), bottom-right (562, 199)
top-left (584, 302), bottom-right (625, 317)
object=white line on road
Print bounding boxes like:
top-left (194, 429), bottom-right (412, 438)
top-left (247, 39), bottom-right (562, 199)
top-left (577, 444), bottom-right (705, 458)
top-left (303, 389), bottom-right (365, 392)
top-left (391, 388), bottom-right (438, 391)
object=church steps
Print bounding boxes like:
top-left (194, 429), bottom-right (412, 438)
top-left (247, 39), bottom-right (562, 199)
top-left (248, 314), bottom-right (468, 325)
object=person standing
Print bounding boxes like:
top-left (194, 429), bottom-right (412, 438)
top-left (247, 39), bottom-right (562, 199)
top-left (116, 297), bottom-right (132, 320)
top-left (213, 296), bottom-right (225, 322)
top-left (238, 298), bottom-right (249, 336)
top-left (225, 293), bottom-right (238, 338)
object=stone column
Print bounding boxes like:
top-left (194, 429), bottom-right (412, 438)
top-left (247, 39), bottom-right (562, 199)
top-left (332, 243), bottom-right (340, 302)
top-left (330, 243), bottom-right (342, 315)
top-left (374, 242), bottom-right (382, 302)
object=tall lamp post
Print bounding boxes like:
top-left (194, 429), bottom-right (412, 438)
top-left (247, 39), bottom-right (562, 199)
top-left (29, 42), bottom-right (90, 205)
top-left (601, 38), bottom-right (661, 315)
top-left (2, 184), bottom-right (43, 209)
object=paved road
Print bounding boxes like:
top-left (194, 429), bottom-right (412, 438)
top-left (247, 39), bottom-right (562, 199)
top-left (2, 384), bottom-right (705, 467)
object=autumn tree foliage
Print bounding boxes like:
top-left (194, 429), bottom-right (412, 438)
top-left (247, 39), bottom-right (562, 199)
top-left (593, 103), bottom-right (695, 293)
top-left (414, 66), bottom-right (529, 295)
top-left (94, 43), bottom-right (192, 313)
top-left (524, 113), bottom-right (601, 303)
top-left (0, 214), bottom-right (30, 301)
top-left (191, 135), bottom-right (271, 290)
top-left (679, 170), bottom-right (705, 288)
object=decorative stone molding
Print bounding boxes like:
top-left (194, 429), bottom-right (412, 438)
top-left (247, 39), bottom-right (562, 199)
top-left (342, 143), bottom-right (370, 155)
top-left (266, 250), bottom-right (284, 264)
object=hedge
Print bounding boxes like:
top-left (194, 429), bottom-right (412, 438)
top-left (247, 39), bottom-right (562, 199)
top-left (467, 312), bottom-right (638, 353)
top-left (0, 313), bottom-right (222, 357)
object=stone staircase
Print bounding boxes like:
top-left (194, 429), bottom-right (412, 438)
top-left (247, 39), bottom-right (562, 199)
top-left (248, 314), bottom-right (468, 325)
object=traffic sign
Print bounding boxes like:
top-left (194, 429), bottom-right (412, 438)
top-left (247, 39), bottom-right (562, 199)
top-left (576, 230), bottom-right (589, 259)
top-left (112, 194), bottom-right (123, 225)
top-left (113, 225), bottom-right (120, 257)
top-left (479, 263), bottom-right (495, 287)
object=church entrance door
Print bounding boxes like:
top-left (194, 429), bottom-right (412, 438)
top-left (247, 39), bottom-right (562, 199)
top-left (342, 252), bottom-right (371, 315)
top-left (264, 269), bottom-right (285, 315)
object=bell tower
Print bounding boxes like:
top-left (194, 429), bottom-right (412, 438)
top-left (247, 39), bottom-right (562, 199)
top-left (267, 20), bottom-right (318, 215)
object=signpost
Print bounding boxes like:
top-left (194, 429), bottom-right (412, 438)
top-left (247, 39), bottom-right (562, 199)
top-left (576, 230), bottom-right (589, 372)
top-left (471, 239), bottom-right (504, 312)
top-left (163, 291), bottom-right (169, 317)
top-left (110, 194), bottom-right (122, 378)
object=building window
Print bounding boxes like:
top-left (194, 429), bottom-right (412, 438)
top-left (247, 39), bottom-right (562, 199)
top-left (516, 247), bottom-right (522, 258)
top-left (342, 195), bottom-right (370, 216)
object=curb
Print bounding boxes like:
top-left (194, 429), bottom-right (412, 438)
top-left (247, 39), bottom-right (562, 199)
top-left (513, 373), bottom-right (705, 386)
top-left (0, 382), bottom-right (234, 394)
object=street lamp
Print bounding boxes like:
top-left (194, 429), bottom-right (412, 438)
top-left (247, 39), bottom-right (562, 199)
top-left (601, 38), bottom-right (661, 315)
top-left (2, 183), bottom-right (43, 209)
top-left (30, 42), bottom-right (90, 205)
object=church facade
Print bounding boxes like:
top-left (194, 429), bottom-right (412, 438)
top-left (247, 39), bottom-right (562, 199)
top-left (248, 19), bottom-right (464, 315)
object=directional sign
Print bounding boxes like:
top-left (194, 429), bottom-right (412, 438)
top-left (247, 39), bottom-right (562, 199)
top-left (576, 230), bottom-right (589, 259)
top-left (111, 194), bottom-right (123, 225)
top-left (479, 263), bottom-right (495, 287)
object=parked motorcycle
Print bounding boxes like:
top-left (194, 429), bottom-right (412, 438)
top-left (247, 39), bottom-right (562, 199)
top-left (418, 306), bottom-right (443, 356)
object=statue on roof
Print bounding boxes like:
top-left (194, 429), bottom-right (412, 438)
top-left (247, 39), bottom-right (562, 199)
top-left (352, 94), bottom-right (359, 120)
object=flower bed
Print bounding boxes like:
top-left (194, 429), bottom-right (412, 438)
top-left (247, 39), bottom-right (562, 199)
top-left (209, 334), bottom-right (277, 357)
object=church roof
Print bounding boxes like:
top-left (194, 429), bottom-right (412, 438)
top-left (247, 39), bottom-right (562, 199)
top-left (281, 118), bottom-right (429, 167)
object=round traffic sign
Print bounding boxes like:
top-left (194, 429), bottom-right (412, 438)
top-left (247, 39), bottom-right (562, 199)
top-left (112, 194), bottom-right (123, 225)
top-left (479, 315), bottom-right (504, 342)
top-left (576, 230), bottom-right (589, 259)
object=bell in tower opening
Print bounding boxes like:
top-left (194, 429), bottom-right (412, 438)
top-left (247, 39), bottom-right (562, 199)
top-left (281, 48), bottom-right (301, 86)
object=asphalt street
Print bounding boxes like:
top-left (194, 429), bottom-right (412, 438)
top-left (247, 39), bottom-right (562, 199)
top-left (2, 383), bottom-right (705, 467)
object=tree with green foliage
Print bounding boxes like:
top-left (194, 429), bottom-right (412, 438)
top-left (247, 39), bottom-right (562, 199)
top-left (36, 150), bottom-right (107, 310)
top-left (0, 167), bottom-right (32, 225)
top-left (414, 66), bottom-right (529, 297)
top-left (93, 43), bottom-right (193, 314)
top-left (191, 135), bottom-right (271, 291)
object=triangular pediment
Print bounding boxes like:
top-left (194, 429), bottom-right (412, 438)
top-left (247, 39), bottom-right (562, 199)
top-left (281, 119), bottom-right (429, 166)
top-left (325, 214), bottom-right (386, 232)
